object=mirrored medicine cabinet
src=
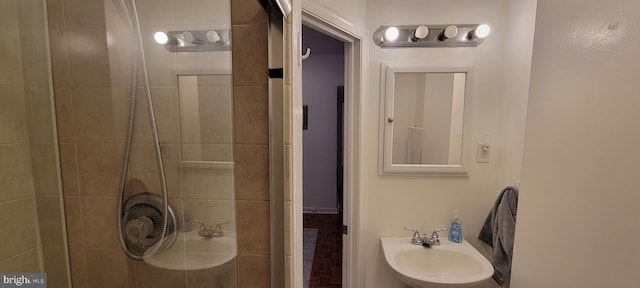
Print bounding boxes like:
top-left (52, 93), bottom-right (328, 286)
top-left (379, 63), bottom-right (473, 175)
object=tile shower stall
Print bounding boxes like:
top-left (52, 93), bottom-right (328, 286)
top-left (0, 0), bottom-right (273, 287)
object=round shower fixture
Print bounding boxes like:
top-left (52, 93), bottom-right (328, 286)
top-left (121, 192), bottom-right (178, 258)
top-left (113, 0), bottom-right (172, 261)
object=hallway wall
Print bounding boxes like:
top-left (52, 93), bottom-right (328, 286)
top-left (302, 27), bottom-right (344, 213)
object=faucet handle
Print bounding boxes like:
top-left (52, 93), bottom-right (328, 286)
top-left (403, 227), bottom-right (423, 245)
top-left (431, 227), bottom-right (448, 238)
top-left (194, 219), bottom-right (206, 230)
top-left (209, 221), bottom-right (230, 238)
top-left (214, 221), bottom-right (230, 231)
top-left (403, 226), bottom-right (420, 236)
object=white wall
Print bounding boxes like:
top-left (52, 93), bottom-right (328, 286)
top-left (511, 1), bottom-right (640, 287)
top-left (302, 52), bottom-right (344, 213)
top-left (496, 0), bottom-right (537, 189)
top-left (364, 1), bottom-right (510, 287)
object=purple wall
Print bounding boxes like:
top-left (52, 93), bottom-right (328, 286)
top-left (302, 26), bottom-right (344, 213)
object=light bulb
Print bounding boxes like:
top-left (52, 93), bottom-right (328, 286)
top-left (207, 30), bottom-right (221, 43)
top-left (384, 27), bottom-right (399, 42)
top-left (473, 24), bottom-right (491, 39)
top-left (154, 32), bottom-right (168, 44)
top-left (411, 25), bottom-right (429, 41)
top-left (182, 31), bottom-right (194, 43)
top-left (443, 25), bottom-right (459, 39)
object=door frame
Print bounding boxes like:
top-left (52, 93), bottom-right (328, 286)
top-left (292, 1), bottom-right (365, 287)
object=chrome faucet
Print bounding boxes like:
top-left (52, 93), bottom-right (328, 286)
top-left (403, 227), bottom-right (448, 247)
top-left (194, 220), bottom-right (229, 239)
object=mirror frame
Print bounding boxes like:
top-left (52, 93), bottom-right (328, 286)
top-left (379, 62), bottom-right (473, 176)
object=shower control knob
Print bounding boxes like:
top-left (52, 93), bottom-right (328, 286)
top-left (125, 216), bottom-right (154, 245)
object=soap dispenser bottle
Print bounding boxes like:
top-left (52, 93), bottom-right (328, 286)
top-left (448, 210), bottom-right (463, 243)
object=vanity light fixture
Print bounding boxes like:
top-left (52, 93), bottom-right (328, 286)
top-left (156, 29), bottom-right (231, 52)
top-left (373, 24), bottom-right (491, 48)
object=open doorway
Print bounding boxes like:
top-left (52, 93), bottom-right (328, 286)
top-left (301, 24), bottom-right (346, 288)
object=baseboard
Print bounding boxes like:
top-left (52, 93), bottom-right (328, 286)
top-left (303, 207), bottom-right (339, 214)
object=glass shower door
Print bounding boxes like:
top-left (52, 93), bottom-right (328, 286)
top-left (0, 0), bottom-right (71, 287)
top-left (47, 0), bottom-right (239, 286)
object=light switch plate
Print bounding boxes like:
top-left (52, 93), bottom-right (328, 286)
top-left (476, 142), bottom-right (490, 163)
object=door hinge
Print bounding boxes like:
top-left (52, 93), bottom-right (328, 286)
top-left (268, 68), bottom-right (283, 79)
top-left (342, 225), bottom-right (348, 235)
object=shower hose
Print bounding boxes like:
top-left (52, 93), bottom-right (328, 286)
top-left (115, 0), bottom-right (169, 260)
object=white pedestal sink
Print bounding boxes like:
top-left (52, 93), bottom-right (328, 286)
top-left (381, 237), bottom-right (494, 288)
top-left (144, 231), bottom-right (237, 271)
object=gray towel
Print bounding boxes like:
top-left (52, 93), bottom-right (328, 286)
top-left (478, 186), bottom-right (519, 287)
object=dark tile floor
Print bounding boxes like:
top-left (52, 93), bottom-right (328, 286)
top-left (303, 213), bottom-right (343, 288)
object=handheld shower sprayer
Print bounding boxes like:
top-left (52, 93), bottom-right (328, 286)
top-left (115, 0), bottom-right (174, 260)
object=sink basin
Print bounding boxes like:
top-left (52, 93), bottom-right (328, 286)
top-left (380, 237), bottom-right (493, 288)
top-left (144, 231), bottom-right (237, 271)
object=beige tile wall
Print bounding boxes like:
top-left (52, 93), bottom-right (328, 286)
top-left (0, 3), bottom-right (36, 272)
top-left (0, 197), bottom-right (39, 271)
top-left (1, 2), bottom-right (70, 288)
top-left (231, 0), bottom-right (271, 287)
top-left (20, 0), bottom-right (71, 285)
top-left (48, 0), bottom-right (272, 287)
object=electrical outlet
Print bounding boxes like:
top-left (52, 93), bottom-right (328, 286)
top-left (476, 142), bottom-right (490, 163)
